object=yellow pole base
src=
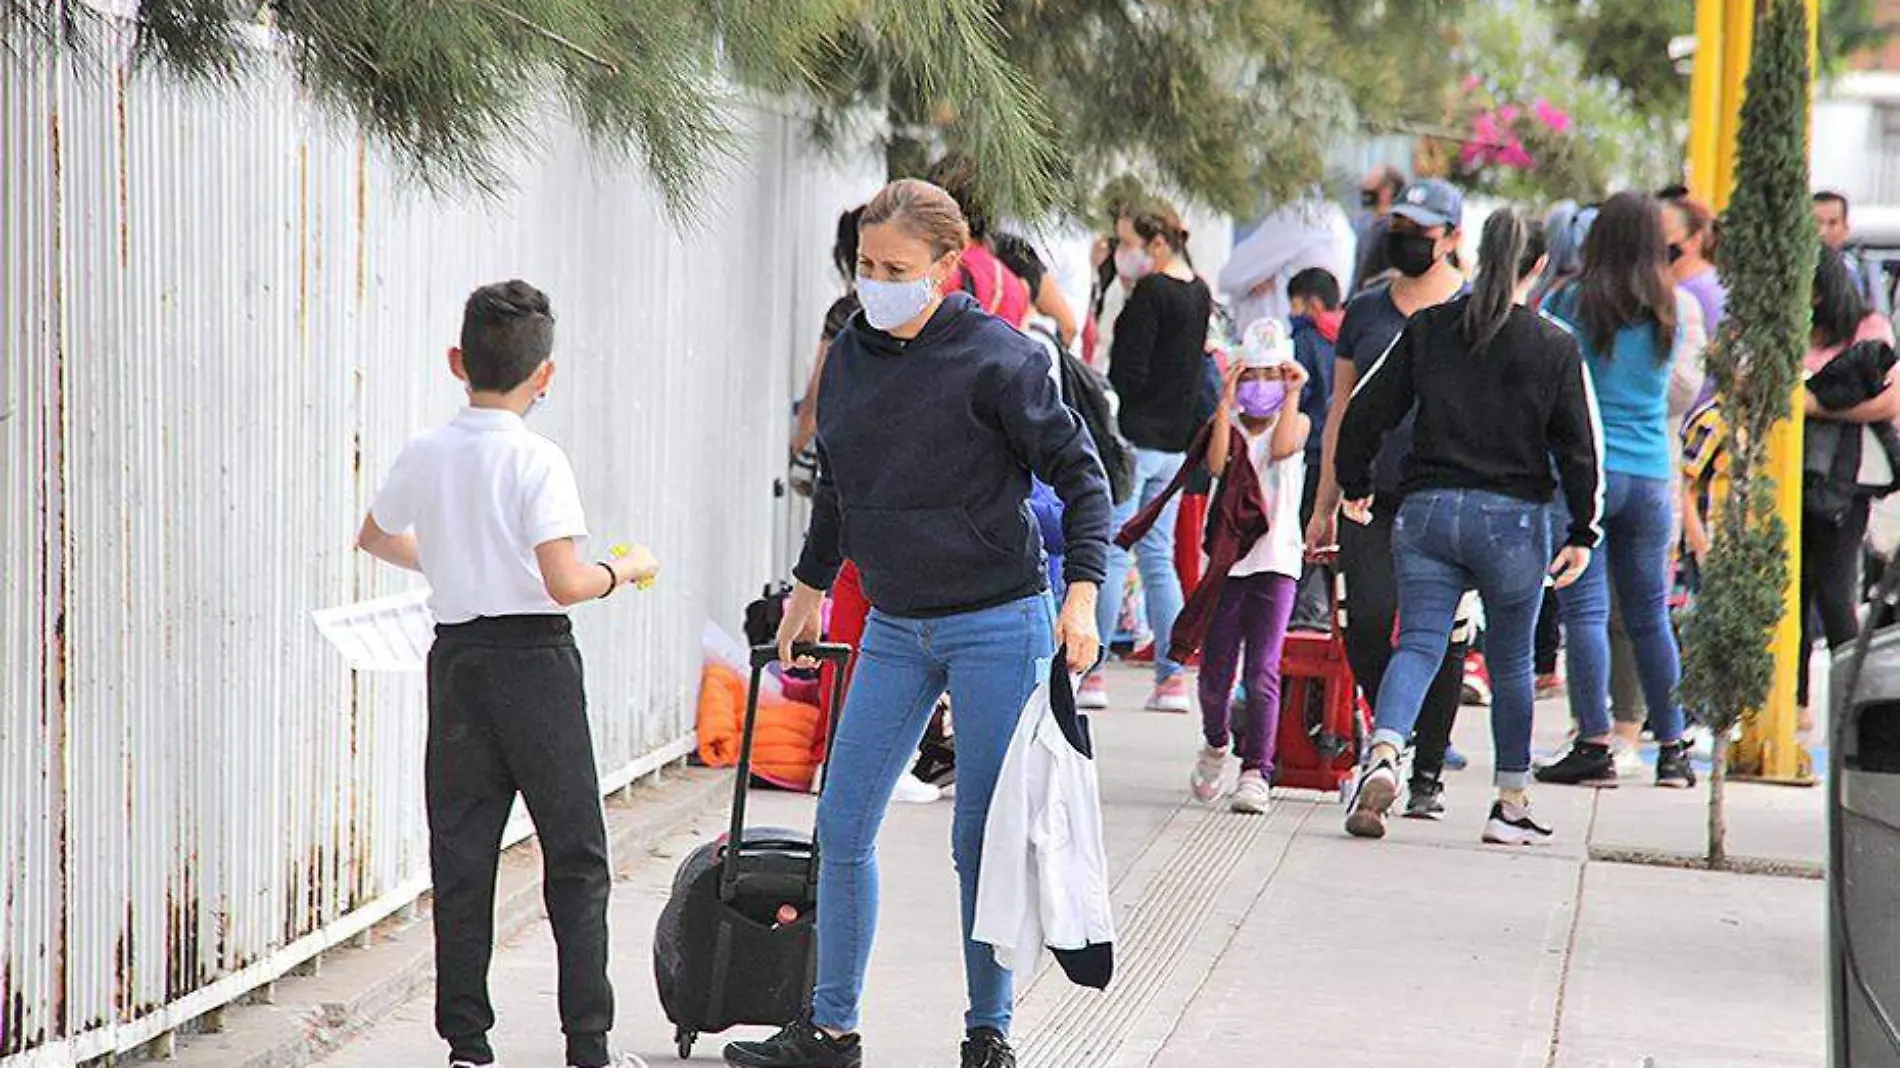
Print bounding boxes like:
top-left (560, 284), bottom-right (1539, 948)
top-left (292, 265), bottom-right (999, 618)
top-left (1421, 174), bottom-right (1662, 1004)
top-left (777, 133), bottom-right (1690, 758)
top-left (1728, 396), bottom-right (1816, 786)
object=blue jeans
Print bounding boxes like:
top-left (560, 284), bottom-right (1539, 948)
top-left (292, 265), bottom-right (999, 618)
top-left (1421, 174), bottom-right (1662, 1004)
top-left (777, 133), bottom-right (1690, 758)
top-left (812, 595), bottom-right (1056, 1036)
top-left (1369, 490), bottom-right (1549, 789)
top-left (1095, 448), bottom-right (1187, 681)
top-left (1554, 472), bottom-right (1684, 743)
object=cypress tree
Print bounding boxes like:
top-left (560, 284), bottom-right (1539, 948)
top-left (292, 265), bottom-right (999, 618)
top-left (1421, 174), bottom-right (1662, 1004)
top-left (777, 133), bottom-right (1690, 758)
top-left (1677, 0), bottom-right (1816, 869)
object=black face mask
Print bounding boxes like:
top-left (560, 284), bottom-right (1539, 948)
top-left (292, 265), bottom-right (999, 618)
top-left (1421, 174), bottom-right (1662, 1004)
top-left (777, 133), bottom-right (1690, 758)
top-left (1667, 243), bottom-right (1686, 265)
top-left (1387, 231), bottom-right (1440, 278)
top-left (1359, 189), bottom-right (1380, 209)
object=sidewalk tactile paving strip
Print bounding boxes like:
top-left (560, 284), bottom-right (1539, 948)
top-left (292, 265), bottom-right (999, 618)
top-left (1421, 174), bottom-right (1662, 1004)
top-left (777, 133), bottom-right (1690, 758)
top-left (1018, 803), bottom-right (1295, 1068)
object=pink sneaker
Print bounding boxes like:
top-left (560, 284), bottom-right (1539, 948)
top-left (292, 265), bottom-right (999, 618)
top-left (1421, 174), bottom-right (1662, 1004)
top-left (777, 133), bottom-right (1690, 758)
top-left (1147, 676), bottom-right (1193, 713)
top-left (1076, 673), bottom-right (1110, 710)
top-left (1190, 745), bottom-right (1229, 803)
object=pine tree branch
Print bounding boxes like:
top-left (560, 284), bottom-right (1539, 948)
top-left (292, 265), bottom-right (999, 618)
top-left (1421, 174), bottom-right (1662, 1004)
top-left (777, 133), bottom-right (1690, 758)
top-left (460, 0), bottom-right (619, 74)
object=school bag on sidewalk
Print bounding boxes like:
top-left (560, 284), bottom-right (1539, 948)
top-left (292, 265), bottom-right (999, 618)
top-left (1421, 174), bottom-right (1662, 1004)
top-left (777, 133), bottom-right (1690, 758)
top-left (654, 643), bottom-right (851, 1060)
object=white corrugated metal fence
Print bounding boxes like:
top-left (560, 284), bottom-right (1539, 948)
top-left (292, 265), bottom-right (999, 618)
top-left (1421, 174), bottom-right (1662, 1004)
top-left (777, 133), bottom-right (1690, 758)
top-left (1, 19), bottom-right (875, 1066)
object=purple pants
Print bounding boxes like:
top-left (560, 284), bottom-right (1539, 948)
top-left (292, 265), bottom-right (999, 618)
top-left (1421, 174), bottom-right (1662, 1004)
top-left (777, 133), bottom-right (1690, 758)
top-left (1198, 572), bottom-right (1298, 773)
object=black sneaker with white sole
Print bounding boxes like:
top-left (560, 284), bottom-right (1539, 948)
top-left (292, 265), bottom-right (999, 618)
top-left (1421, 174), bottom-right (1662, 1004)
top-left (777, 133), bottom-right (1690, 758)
top-left (1482, 801), bottom-right (1555, 846)
top-left (724, 1022), bottom-right (863, 1068)
top-left (1403, 776), bottom-right (1447, 820)
top-left (1533, 740), bottom-right (1619, 787)
top-left (961, 1028), bottom-right (1016, 1068)
top-left (1345, 756), bottom-right (1401, 839)
top-left (1655, 739), bottom-right (1697, 789)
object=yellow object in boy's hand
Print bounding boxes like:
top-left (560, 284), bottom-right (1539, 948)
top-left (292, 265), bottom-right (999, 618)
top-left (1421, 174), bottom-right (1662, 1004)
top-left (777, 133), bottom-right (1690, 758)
top-left (610, 542), bottom-right (658, 591)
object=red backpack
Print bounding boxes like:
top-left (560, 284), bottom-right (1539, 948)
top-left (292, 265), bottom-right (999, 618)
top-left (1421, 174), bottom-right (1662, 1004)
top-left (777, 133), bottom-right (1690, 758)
top-left (957, 243), bottom-right (1032, 328)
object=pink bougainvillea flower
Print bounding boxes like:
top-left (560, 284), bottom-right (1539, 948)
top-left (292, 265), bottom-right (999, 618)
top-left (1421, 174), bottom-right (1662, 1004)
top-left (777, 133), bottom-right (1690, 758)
top-left (1471, 110), bottom-right (1501, 144)
top-left (1459, 141), bottom-right (1491, 171)
top-left (1498, 104), bottom-right (1521, 126)
top-left (1498, 139), bottom-right (1536, 170)
top-left (1463, 73), bottom-right (1484, 91)
top-left (1534, 97), bottom-right (1572, 134)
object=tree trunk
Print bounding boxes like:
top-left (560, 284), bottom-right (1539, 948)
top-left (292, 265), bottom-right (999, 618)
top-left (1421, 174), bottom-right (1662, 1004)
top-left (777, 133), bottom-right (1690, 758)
top-left (1708, 731), bottom-right (1731, 870)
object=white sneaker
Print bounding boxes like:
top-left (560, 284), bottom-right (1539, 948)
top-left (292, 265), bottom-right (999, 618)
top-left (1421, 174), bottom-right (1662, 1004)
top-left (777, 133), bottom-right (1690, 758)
top-left (1230, 770), bottom-right (1272, 814)
top-left (1482, 800), bottom-right (1555, 846)
top-left (1190, 745), bottom-right (1230, 803)
top-left (1344, 756), bottom-right (1400, 839)
top-left (1076, 673), bottom-right (1110, 710)
top-left (889, 773), bottom-right (942, 805)
top-left (1611, 739), bottom-right (1645, 779)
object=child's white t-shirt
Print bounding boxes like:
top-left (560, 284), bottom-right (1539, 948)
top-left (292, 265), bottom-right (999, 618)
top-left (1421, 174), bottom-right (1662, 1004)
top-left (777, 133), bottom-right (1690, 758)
top-left (1228, 425), bottom-right (1305, 581)
top-left (371, 407), bottom-right (588, 624)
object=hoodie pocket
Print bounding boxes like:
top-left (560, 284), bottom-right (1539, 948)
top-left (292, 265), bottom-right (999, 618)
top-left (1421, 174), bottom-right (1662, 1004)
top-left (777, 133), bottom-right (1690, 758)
top-left (844, 506), bottom-right (1021, 602)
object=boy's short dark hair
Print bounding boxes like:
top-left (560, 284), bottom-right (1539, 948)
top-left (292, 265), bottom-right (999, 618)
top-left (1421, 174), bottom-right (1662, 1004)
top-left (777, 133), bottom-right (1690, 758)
top-left (1286, 267), bottom-right (1342, 311)
top-left (460, 280), bottom-right (555, 392)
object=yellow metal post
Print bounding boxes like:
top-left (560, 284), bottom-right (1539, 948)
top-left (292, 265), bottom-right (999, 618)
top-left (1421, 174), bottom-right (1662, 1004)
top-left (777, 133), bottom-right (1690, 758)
top-left (1694, 0), bottom-right (1820, 784)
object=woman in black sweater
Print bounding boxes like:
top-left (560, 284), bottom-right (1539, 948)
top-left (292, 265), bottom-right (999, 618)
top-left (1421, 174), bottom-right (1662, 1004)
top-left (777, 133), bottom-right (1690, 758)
top-left (1080, 198), bottom-right (1212, 714)
top-left (729, 179), bottom-right (1111, 1068)
top-left (1334, 209), bottom-right (1603, 846)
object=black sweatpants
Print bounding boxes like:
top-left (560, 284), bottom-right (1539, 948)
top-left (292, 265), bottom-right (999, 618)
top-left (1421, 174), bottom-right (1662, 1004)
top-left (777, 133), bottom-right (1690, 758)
top-left (1337, 502), bottom-right (1467, 783)
top-left (427, 615), bottom-right (614, 1068)
top-left (1798, 499), bottom-right (1871, 709)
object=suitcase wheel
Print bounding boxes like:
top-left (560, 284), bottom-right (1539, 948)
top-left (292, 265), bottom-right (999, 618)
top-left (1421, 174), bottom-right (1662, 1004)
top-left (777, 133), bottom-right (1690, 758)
top-left (676, 1025), bottom-right (695, 1059)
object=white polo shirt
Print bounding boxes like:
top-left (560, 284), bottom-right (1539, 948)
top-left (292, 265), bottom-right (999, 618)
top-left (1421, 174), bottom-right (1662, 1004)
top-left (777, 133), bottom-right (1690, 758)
top-left (371, 407), bottom-right (589, 624)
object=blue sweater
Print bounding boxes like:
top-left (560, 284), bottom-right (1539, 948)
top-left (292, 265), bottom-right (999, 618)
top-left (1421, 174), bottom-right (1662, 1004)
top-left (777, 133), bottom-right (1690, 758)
top-left (1545, 288), bottom-right (1676, 482)
top-left (795, 294), bottom-right (1112, 618)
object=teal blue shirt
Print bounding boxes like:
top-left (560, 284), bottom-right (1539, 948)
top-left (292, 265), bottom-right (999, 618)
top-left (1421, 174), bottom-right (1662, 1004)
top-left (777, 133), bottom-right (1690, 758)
top-left (1546, 287), bottom-right (1692, 481)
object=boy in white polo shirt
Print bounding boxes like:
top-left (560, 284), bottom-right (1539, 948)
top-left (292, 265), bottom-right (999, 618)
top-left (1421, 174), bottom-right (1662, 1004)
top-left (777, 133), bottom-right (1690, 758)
top-left (356, 280), bottom-right (659, 1068)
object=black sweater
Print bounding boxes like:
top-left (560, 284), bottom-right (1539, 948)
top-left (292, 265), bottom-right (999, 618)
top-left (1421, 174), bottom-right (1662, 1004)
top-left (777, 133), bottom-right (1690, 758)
top-left (1110, 273), bottom-right (1212, 452)
top-left (794, 293), bottom-right (1113, 617)
top-left (1336, 298), bottom-right (1605, 549)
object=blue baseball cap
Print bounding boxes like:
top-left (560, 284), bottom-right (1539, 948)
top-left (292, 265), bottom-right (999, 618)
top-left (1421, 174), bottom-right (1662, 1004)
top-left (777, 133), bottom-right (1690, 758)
top-left (1392, 179), bottom-right (1465, 230)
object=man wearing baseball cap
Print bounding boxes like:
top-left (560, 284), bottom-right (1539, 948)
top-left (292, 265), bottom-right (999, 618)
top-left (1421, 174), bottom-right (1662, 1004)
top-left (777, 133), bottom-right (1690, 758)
top-left (1309, 177), bottom-right (1475, 822)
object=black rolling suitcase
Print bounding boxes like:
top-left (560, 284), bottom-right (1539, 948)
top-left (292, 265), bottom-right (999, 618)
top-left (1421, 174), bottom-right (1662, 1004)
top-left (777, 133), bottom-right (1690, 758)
top-left (654, 642), bottom-right (851, 1060)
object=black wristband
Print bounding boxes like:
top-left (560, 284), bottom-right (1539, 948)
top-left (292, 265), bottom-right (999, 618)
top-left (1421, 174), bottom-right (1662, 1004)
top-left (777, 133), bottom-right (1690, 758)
top-left (598, 562), bottom-right (617, 599)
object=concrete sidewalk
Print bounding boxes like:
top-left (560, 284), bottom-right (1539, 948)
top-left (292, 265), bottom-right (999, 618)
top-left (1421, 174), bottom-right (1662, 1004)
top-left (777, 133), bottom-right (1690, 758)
top-left (171, 664), bottom-right (1826, 1068)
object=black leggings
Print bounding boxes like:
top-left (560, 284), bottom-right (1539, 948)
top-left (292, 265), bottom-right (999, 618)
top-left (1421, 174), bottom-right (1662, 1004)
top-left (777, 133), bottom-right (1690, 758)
top-left (1798, 498), bottom-right (1871, 708)
top-left (1534, 587), bottom-right (1561, 676)
top-left (1338, 502), bottom-right (1467, 783)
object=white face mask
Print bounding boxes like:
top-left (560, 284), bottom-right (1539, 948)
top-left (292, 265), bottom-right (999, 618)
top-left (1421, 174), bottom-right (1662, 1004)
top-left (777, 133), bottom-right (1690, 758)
top-left (1114, 246), bottom-right (1154, 281)
top-left (858, 272), bottom-right (938, 332)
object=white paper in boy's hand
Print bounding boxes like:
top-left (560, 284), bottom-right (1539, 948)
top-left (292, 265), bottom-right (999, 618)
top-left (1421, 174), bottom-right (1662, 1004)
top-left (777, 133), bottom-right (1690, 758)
top-left (311, 589), bottom-right (435, 672)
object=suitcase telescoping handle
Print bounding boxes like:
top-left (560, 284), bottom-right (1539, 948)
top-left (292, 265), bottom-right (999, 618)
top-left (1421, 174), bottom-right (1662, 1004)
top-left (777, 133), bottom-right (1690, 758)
top-left (722, 642), bottom-right (853, 903)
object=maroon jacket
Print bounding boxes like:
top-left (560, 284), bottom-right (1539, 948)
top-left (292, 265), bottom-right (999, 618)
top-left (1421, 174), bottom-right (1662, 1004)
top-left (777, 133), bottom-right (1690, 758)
top-left (1116, 418), bottom-right (1270, 663)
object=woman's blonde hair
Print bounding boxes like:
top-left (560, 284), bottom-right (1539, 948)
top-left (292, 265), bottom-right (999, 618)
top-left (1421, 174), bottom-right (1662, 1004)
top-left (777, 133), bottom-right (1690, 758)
top-left (860, 179), bottom-right (971, 260)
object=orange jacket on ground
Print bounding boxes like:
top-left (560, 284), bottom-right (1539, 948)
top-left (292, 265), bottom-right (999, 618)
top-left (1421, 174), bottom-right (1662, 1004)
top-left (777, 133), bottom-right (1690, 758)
top-left (696, 662), bottom-right (825, 792)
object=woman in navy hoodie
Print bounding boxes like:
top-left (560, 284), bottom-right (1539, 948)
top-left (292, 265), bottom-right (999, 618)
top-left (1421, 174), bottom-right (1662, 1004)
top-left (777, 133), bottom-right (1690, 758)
top-left (726, 180), bottom-right (1112, 1068)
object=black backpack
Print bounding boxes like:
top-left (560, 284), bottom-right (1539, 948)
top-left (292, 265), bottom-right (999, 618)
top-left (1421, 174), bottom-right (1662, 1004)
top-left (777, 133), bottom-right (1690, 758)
top-left (1047, 334), bottom-right (1139, 505)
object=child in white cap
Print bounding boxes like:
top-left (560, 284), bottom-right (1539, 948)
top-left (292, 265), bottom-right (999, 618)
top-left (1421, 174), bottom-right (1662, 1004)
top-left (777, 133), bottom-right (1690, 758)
top-left (1191, 320), bottom-right (1311, 813)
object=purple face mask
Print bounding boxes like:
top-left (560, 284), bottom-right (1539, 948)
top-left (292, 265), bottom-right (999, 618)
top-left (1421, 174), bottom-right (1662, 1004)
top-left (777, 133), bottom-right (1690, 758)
top-left (1236, 378), bottom-right (1287, 419)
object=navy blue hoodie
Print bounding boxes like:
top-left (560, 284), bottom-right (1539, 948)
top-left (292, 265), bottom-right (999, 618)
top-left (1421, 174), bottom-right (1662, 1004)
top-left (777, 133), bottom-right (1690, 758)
top-left (794, 293), bottom-right (1112, 618)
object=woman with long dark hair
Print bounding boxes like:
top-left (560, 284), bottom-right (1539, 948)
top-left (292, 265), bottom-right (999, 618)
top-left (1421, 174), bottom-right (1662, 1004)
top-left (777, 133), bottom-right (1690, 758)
top-left (1334, 209), bottom-right (1601, 844)
top-left (1536, 191), bottom-right (1698, 790)
top-left (1078, 197), bottom-right (1212, 714)
top-left (1799, 246), bottom-right (1899, 727)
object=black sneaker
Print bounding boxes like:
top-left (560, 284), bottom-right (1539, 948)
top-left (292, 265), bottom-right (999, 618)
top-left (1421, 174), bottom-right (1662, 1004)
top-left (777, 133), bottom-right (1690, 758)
top-left (724, 1022), bottom-right (863, 1068)
top-left (1403, 777), bottom-right (1447, 821)
top-left (1482, 800), bottom-right (1555, 846)
top-left (961, 1028), bottom-right (1016, 1068)
top-left (911, 736), bottom-right (956, 788)
top-left (1656, 740), bottom-right (1698, 789)
top-left (1533, 741), bottom-right (1619, 788)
